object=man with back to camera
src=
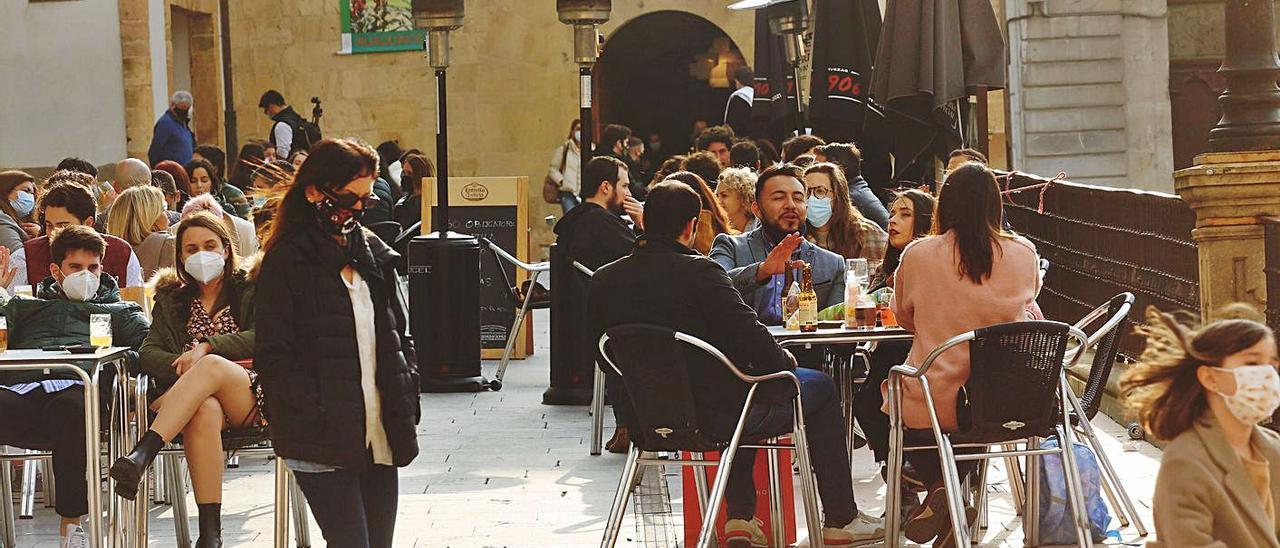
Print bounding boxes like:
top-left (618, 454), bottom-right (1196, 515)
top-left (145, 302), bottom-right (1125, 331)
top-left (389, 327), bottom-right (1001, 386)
top-left (730, 140), bottom-right (763, 173)
top-left (723, 66), bottom-right (757, 138)
top-left (590, 180), bottom-right (884, 547)
top-left (710, 163), bottom-right (846, 323)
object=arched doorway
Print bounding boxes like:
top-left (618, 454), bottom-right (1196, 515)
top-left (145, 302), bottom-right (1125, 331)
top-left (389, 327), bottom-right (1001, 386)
top-left (596, 11), bottom-right (746, 159)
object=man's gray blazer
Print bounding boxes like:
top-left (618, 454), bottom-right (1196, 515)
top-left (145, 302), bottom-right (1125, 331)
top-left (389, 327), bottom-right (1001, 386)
top-left (709, 227), bottom-right (847, 319)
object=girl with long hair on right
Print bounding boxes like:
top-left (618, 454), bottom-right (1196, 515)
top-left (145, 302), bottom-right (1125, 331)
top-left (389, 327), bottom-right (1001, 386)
top-left (1121, 305), bottom-right (1280, 547)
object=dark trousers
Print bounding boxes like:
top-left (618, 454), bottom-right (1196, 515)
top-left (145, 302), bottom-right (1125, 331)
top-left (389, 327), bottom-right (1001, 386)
top-left (855, 341), bottom-right (911, 463)
top-left (293, 463), bottom-right (399, 548)
top-left (0, 386), bottom-right (90, 518)
top-left (726, 368), bottom-right (857, 528)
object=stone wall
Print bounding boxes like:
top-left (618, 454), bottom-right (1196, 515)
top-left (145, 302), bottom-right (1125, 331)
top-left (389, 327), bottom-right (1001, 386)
top-left (1005, 0), bottom-right (1175, 192)
top-left (224, 1), bottom-right (752, 258)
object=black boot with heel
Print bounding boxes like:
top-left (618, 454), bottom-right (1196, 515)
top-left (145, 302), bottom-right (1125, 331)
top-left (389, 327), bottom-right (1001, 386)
top-left (108, 430), bottom-right (165, 500)
top-left (196, 503), bottom-right (223, 548)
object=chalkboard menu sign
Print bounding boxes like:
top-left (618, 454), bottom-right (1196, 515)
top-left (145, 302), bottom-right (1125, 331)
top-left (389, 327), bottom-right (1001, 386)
top-left (421, 177), bottom-right (532, 359)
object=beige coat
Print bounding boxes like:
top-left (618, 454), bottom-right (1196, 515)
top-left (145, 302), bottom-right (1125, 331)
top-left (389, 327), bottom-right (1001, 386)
top-left (884, 232), bottom-right (1040, 430)
top-left (1149, 415), bottom-right (1280, 548)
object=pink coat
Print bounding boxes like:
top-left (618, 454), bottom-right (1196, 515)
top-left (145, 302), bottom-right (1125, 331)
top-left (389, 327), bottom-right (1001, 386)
top-left (884, 231), bottom-right (1040, 431)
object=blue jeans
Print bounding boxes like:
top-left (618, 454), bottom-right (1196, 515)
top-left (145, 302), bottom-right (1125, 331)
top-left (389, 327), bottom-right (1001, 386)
top-left (559, 192), bottom-right (579, 214)
top-left (292, 463), bottom-right (399, 548)
top-left (726, 367), bottom-right (857, 528)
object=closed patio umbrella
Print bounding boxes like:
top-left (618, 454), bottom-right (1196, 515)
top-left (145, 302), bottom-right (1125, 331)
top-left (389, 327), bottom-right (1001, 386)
top-left (807, 0), bottom-right (893, 197)
top-left (751, 9), bottom-right (800, 139)
top-left (869, 0), bottom-right (1006, 187)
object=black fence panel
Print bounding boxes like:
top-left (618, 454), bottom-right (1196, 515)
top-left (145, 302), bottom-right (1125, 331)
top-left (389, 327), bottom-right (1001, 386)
top-left (1000, 171), bottom-right (1200, 360)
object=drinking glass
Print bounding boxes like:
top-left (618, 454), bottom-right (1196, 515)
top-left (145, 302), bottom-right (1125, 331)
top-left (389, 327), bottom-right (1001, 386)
top-left (90, 314), bottom-right (112, 347)
top-left (846, 258), bottom-right (869, 288)
top-left (13, 285), bottom-right (32, 298)
top-left (0, 317), bottom-right (8, 353)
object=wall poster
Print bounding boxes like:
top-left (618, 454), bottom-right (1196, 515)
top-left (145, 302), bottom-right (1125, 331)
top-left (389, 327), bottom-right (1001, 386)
top-left (340, 0), bottom-right (425, 54)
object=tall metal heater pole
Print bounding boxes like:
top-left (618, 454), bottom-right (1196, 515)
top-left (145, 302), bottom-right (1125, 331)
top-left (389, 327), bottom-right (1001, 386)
top-left (410, 0), bottom-right (486, 393)
top-left (435, 64), bottom-right (450, 234)
top-left (545, 0), bottom-right (611, 406)
top-left (1210, 0), bottom-right (1280, 152)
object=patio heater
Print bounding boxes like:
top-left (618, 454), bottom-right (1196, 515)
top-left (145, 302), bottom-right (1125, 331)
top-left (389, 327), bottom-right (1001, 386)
top-left (409, 0), bottom-right (486, 393)
top-left (544, 0), bottom-right (611, 406)
top-left (730, 0), bottom-right (809, 131)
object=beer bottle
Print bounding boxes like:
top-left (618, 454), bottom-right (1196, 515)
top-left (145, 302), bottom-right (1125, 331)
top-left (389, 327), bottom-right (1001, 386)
top-left (799, 264), bottom-right (818, 332)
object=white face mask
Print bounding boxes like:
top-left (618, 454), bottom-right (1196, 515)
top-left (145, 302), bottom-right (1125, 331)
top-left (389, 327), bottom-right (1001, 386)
top-left (184, 251), bottom-right (226, 285)
top-left (1210, 365), bottom-right (1280, 426)
top-left (60, 270), bottom-right (101, 302)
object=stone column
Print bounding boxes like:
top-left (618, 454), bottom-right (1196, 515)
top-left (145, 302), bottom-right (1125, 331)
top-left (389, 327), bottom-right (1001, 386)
top-left (1174, 151), bottom-right (1280, 318)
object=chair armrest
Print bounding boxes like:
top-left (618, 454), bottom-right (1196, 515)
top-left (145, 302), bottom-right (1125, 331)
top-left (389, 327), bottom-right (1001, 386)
top-left (479, 236), bottom-right (550, 272)
top-left (573, 261), bottom-right (595, 277)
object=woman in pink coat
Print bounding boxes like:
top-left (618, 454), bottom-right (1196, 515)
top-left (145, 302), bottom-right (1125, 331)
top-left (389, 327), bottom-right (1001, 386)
top-left (886, 162), bottom-right (1041, 547)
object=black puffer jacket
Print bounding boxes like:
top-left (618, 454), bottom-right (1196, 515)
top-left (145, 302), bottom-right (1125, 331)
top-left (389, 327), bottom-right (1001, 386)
top-left (255, 225), bottom-right (420, 468)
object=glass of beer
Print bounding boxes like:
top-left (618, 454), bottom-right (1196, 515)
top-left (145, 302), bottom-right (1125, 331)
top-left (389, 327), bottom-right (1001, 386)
top-left (90, 314), bottom-right (112, 348)
top-left (13, 285), bottom-right (32, 298)
top-left (855, 296), bottom-right (878, 329)
top-left (0, 317), bottom-right (8, 353)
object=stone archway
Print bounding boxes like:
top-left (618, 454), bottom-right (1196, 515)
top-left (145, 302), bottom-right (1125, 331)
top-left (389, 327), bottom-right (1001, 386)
top-left (595, 10), bottom-right (747, 155)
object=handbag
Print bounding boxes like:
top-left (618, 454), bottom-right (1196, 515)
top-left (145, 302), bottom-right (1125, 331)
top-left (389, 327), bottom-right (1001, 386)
top-left (543, 141), bottom-right (571, 204)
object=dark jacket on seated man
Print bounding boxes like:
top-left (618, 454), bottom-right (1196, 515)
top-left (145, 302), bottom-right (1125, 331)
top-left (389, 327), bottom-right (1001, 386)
top-left (589, 236), bottom-right (793, 436)
top-left (553, 201), bottom-right (636, 271)
top-left (710, 227), bottom-right (846, 324)
top-left (0, 274), bottom-right (150, 384)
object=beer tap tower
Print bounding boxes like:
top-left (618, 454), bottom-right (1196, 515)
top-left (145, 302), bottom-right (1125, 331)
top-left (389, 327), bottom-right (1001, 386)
top-left (544, 0), bottom-right (611, 406)
top-left (410, 0), bottom-right (486, 392)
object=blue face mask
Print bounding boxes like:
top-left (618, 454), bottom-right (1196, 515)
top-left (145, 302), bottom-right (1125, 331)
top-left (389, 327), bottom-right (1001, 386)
top-left (807, 196), bottom-right (832, 228)
top-left (10, 191), bottom-right (34, 218)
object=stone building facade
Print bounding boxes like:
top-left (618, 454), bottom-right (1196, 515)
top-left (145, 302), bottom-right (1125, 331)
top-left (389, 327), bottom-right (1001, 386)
top-left (7, 0), bottom-right (1268, 250)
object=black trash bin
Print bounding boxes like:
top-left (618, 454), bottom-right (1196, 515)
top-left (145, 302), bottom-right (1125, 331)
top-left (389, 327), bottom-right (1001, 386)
top-left (409, 232), bottom-right (486, 392)
top-left (543, 243), bottom-right (594, 405)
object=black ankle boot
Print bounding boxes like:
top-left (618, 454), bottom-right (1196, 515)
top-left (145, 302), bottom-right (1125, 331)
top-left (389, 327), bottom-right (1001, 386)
top-left (196, 503), bottom-right (223, 548)
top-left (109, 430), bottom-right (165, 500)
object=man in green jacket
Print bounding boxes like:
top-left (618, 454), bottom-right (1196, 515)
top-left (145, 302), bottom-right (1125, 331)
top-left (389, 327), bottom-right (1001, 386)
top-left (0, 225), bottom-right (149, 546)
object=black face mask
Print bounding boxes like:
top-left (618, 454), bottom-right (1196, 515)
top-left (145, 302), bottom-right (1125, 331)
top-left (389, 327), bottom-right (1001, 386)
top-left (174, 108), bottom-right (190, 123)
top-left (314, 189), bottom-right (366, 236)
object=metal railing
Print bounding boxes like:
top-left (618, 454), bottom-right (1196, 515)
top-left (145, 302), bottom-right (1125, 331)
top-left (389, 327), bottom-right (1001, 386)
top-left (1001, 171), bottom-right (1200, 359)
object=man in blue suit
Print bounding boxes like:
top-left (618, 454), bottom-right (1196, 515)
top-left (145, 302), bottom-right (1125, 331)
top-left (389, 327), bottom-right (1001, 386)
top-left (711, 163), bottom-right (847, 324)
top-left (148, 91), bottom-right (195, 167)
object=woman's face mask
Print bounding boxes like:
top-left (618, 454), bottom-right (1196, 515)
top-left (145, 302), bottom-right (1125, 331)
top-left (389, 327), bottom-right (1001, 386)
top-left (314, 187), bottom-right (377, 236)
top-left (806, 196), bottom-right (833, 228)
top-left (11, 190), bottom-right (35, 218)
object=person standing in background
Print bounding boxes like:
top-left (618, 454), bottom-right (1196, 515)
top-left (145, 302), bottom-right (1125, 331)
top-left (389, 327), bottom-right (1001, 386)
top-left (723, 66), bottom-right (757, 138)
top-left (258, 90), bottom-right (305, 160)
top-left (149, 91), bottom-right (196, 167)
top-left (547, 120), bottom-right (583, 214)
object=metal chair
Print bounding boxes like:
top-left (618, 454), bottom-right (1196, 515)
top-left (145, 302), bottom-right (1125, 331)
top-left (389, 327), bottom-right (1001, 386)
top-left (1065, 293), bottom-right (1148, 536)
top-left (477, 237), bottom-right (550, 391)
top-left (133, 374), bottom-right (312, 548)
top-left (570, 261), bottom-right (610, 456)
top-left (884, 321), bottom-right (1095, 547)
top-left (597, 324), bottom-right (823, 548)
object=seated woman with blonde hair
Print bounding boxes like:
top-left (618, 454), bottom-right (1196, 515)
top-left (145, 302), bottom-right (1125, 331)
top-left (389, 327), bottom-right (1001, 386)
top-left (661, 171), bottom-right (736, 254)
top-left (1123, 304), bottom-right (1280, 547)
top-left (106, 185), bottom-right (175, 280)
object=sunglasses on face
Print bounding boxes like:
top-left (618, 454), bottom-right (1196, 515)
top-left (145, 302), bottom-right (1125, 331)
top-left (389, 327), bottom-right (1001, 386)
top-left (321, 187), bottom-right (379, 210)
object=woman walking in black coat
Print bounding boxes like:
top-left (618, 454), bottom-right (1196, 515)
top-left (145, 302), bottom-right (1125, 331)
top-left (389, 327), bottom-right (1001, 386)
top-left (254, 138), bottom-right (419, 548)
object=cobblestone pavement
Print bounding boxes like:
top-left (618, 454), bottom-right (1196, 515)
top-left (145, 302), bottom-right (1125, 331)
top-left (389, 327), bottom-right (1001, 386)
top-left (8, 309), bottom-right (1160, 547)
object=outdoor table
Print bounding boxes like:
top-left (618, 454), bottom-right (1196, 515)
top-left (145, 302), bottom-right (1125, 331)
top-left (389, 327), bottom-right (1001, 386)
top-left (768, 325), bottom-right (914, 478)
top-left (0, 347), bottom-right (131, 548)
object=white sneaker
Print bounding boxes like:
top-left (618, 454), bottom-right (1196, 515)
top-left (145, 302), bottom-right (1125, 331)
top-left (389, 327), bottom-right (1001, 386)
top-left (795, 512), bottom-right (885, 547)
top-left (62, 523), bottom-right (88, 548)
